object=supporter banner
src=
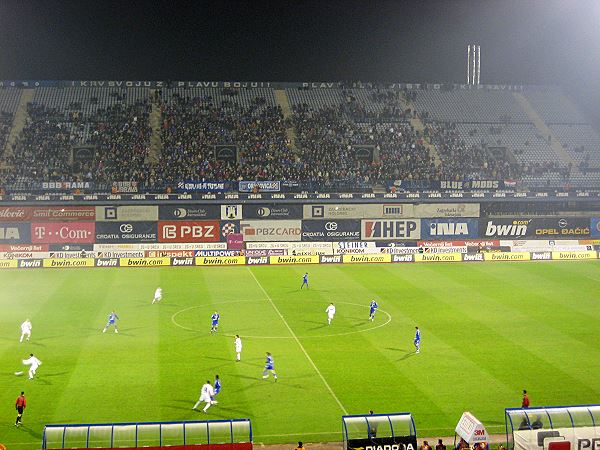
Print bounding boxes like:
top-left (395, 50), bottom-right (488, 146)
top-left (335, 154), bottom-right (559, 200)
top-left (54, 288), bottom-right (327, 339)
top-left (219, 221), bottom-right (240, 241)
top-left (319, 254), bottom-right (343, 264)
top-left (303, 204), bottom-right (413, 219)
top-left (215, 144), bottom-right (237, 163)
top-left (95, 222), bottom-right (157, 243)
top-left (361, 219), bottom-right (421, 240)
top-left (120, 257), bottom-right (171, 267)
top-left (158, 221), bottom-right (220, 243)
top-left (227, 233), bottom-right (244, 250)
top-left (195, 256), bottom-right (246, 266)
top-left (484, 252), bottom-right (531, 261)
top-left (0, 207), bottom-right (32, 221)
top-left (480, 219), bottom-right (532, 238)
top-left (415, 253), bottom-right (462, 262)
top-left (591, 218), bottom-right (600, 237)
top-left (439, 180), bottom-right (505, 190)
top-left (415, 203), bottom-right (480, 218)
top-left (221, 205), bottom-right (242, 220)
top-left (240, 220), bottom-right (302, 242)
top-left (175, 181), bottom-right (229, 192)
top-left (243, 204), bottom-right (303, 219)
top-left (552, 251), bottom-right (597, 260)
top-left (0, 222), bottom-right (31, 244)
top-left (343, 254), bottom-right (392, 264)
top-left (422, 219), bottom-right (479, 239)
top-left (112, 181), bottom-right (139, 193)
top-left (269, 255), bottom-right (319, 265)
top-left (95, 258), bottom-right (120, 267)
top-left (42, 258), bottom-right (95, 268)
top-left (239, 181), bottom-right (281, 192)
top-left (41, 181), bottom-right (93, 190)
top-left (301, 220), bottom-right (361, 241)
top-left (353, 145), bottom-right (374, 162)
top-left (31, 222), bottom-right (95, 244)
top-left (0, 259), bottom-right (18, 268)
top-left (159, 204), bottom-right (220, 220)
top-left (96, 205), bottom-right (158, 221)
top-left (529, 218), bottom-right (590, 237)
top-left (31, 206), bottom-right (95, 221)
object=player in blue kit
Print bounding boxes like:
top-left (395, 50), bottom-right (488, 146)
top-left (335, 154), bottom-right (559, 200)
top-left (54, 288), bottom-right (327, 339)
top-left (414, 326), bottom-right (421, 354)
top-left (213, 375), bottom-right (221, 398)
top-left (262, 352), bottom-right (278, 381)
top-left (102, 311), bottom-right (119, 333)
top-left (369, 300), bottom-right (379, 321)
top-left (210, 311), bottom-right (220, 333)
top-left (300, 273), bottom-right (309, 289)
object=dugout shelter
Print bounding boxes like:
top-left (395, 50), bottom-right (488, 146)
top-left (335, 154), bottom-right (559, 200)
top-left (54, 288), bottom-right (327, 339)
top-left (342, 412), bottom-right (417, 450)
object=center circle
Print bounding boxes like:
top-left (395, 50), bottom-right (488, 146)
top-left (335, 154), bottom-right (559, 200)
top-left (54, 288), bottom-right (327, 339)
top-left (171, 300), bottom-right (392, 339)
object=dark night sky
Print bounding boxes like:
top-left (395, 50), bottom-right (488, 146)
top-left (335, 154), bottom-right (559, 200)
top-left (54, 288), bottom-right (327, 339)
top-left (1, 0), bottom-right (600, 122)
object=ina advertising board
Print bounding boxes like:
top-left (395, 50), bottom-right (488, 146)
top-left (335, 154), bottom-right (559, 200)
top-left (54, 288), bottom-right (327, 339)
top-left (158, 204), bottom-right (220, 220)
top-left (95, 205), bottom-right (158, 221)
top-left (361, 219), bottom-right (421, 240)
top-left (31, 222), bottom-right (95, 244)
top-left (0, 222), bottom-right (31, 244)
top-left (414, 203), bottom-right (480, 218)
top-left (243, 204), bottom-right (303, 219)
top-left (592, 218), bottom-right (600, 238)
top-left (301, 220), bottom-right (361, 241)
top-left (158, 221), bottom-right (220, 243)
top-left (95, 222), bottom-right (158, 243)
top-left (303, 204), bottom-right (414, 219)
top-left (240, 220), bottom-right (302, 242)
top-left (422, 219), bottom-right (479, 239)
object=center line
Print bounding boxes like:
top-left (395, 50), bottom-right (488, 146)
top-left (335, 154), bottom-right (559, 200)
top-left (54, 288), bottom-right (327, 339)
top-left (247, 267), bottom-right (348, 415)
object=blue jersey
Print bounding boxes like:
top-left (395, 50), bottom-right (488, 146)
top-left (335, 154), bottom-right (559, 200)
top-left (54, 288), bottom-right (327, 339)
top-left (211, 313), bottom-right (220, 325)
top-left (265, 355), bottom-right (274, 370)
top-left (369, 301), bottom-right (378, 314)
top-left (107, 313), bottom-right (119, 324)
top-left (214, 378), bottom-right (222, 394)
top-left (415, 329), bottom-right (421, 342)
top-left (302, 274), bottom-right (308, 283)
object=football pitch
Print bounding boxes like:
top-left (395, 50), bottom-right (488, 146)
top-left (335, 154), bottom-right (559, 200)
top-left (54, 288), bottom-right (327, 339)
top-left (1, 261), bottom-right (600, 449)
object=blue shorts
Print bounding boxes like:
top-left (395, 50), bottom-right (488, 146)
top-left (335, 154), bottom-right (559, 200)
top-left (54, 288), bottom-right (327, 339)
top-left (212, 321), bottom-right (218, 326)
top-left (265, 365), bottom-right (274, 371)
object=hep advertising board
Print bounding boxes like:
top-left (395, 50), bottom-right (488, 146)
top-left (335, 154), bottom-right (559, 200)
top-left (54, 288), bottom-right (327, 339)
top-left (592, 218), bottom-right (600, 237)
top-left (0, 222), bottom-right (31, 244)
top-left (422, 219), bottom-right (478, 239)
top-left (240, 220), bottom-right (302, 242)
top-left (158, 221), bottom-right (220, 243)
top-left (361, 219), bottom-right (421, 240)
top-left (243, 204), bottom-right (303, 219)
top-left (159, 204), bottom-right (220, 220)
top-left (304, 204), bottom-right (413, 219)
top-left (95, 205), bottom-right (158, 221)
top-left (301, 220), bottom-right (361, 241)
top-left (95, 222), bottom-right (157, 243)
top-left (31, 222), bottom-right (95, 244)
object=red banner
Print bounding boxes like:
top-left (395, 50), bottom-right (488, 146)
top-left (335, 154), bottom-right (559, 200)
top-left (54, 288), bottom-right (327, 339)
top-left (417, 240), bottom-right (500, 247)
top-left (31, 222), bottom-right (96, 244)
top-left (0, 244), bottom-right (48, 252)
top-left (158, 221), bottom-right (220, 243)
top-left (0, 206), bottom-right (32, 221)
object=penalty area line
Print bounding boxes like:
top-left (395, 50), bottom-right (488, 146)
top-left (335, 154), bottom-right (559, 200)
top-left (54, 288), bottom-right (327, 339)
top-left (247, 267), bottom-right (349, 416)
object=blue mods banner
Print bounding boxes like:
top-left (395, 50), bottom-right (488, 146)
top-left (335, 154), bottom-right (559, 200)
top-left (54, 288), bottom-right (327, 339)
top-left (422, 218), bottom-right (479, 239)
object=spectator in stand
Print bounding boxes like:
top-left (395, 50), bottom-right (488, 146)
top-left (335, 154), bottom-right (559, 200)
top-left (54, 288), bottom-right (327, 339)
top-left (436, 439), bottom-right (446, 450)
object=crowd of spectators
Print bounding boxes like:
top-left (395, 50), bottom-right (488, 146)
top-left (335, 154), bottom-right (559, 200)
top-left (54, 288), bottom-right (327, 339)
top-left (0, 111), bottom-right (13, 150)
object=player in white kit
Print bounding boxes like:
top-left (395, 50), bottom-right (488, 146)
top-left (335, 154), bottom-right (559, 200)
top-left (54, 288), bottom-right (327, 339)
top-left (20, 319), bottom-right (32, 343)
top-left (325, 303), bottom-right (336, 325)
top-left (22, 353), bottom-right (42, 379)
top-left (235, 335), bottom-right (242, 362)
top-left (192, 381), bottom-right (217, 412)
top-left (152, 287), bottom-right (162, 304)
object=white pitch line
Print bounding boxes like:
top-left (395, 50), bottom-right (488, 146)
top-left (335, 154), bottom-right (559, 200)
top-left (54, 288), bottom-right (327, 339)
top-left (247, 267), bottom-right (348, 416)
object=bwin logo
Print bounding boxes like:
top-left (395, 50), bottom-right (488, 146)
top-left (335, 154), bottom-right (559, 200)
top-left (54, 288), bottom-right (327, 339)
top-left (325, 222), bottom-right (338, 231)
top-left (429, 222), bottom-right (469, 236)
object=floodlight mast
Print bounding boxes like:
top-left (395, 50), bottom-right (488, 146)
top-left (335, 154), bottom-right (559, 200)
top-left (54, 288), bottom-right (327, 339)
top-left (467, 44), bottom-right (481, 85)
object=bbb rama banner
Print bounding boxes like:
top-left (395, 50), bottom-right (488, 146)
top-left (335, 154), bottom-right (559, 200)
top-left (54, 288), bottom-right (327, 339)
top-left (422, 219), bottom-right (479, 239)
top-left (301, 220), bottom-right (361, 241)
top-left (95, 222), bottom-right (158, 243)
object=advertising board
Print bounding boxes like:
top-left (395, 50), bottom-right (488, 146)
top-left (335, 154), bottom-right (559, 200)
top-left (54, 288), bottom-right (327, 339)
top-left (243, 204), bottom-right (303, 219)
top-left (42, 258), bottom-right (95, 268)
top-left (221, 205), bottom-right (242, 220)
top-left (415, 203), bottom-right (480, 218)
top-left (0, 222), bottom-right (31, 244)
top-left (484, 252), bottom-right (531, 261)
top-left (158, 221), bottom-right (220, 243)
top-left (480, 219), bottom-right (532, 238)
top-left (93, 243), bottom-right (227, 251)
top-left (333, 241), bottom-right (377, 254)
top-left (269, 255), bottom-right (319, 265)
top-left (31, 206), bottom-right (95, 221)
top-left (219, 221), bottom-right (240, 240)
top-left (96, 205), bottom-right (158, 221)
top-left (529, 218), bottom-right (590, 237)
top-left (415, 253), bottom-right (462, 262)
top-left (95, 222), bottom-right (157, 243)
top-left (590, 218), bottom-right (600, 237)
top-left (421, 219), bottom-right (479, 239)
top-left (0, 259), bottom-right (19, 268)
top-left (551, 251), bottom-right (597, 260)
top-left (158, 205), bottom-right (220, 220)
top-left (0, 207), bottom-right (32, 221)
top-left (301, 220), bottom-right (361, 241)
top-left (361, 219), bottom-right (421, 240)
top-left (342, 254), bottom-right (392, 263)
top-left (303, 204), bottom-right (413, 219)
top-left (195, 256), bottom-right (246, 266)
top-left (240, 220), bottom-right (302, 242)
top-left (119, 257), bottom-right (171, 267)
top-left (31, 222), bottom-right (95, 244)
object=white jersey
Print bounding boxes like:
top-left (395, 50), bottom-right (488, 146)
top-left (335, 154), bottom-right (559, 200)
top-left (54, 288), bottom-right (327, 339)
top-left (326, 305), bottom-right (336, 317)
top-left (21, 321), bottom-right (32, 333)
top-left (200, 383), bottom-right (214, 402)
top-left (23, 355), bottom-right (42, 370)
top-left (154, 288), bottom-right (162, 298)
top-left (235, 337), bottom-right (242, 352)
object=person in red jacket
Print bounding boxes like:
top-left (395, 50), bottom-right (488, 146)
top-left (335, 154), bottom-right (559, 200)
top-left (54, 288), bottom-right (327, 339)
top-left (15, 392), bottom-right (26, 427)
top-left (522, 389), bottom-right (530, 408)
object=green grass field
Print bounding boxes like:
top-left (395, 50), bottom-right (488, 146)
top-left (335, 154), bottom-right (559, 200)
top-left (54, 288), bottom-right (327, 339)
top-left (1, 261), bottom-right (600, 449)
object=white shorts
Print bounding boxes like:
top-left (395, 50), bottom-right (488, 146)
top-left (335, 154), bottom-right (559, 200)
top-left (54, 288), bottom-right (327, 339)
top-left (235, 346), bottom-right (242, 353)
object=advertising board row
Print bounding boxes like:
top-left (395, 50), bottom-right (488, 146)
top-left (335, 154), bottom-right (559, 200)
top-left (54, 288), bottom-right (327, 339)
top-left (1, 217), bottom-right (600, 245)
top-left (0, 251), bottom-right (597, 269)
